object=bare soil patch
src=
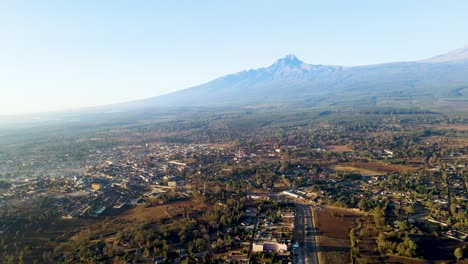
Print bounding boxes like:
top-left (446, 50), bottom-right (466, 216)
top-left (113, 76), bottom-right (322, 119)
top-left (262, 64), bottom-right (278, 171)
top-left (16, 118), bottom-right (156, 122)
top-left (447, 138), bottom-right (468, 147)
top-left (121, 200), bottom-right (206, 223)
top-left (326, 145), bottom-right (353, 152)
top-left (315, 206), bottom-right (361, 264)
top-left (331, 164), bottom-right (386, 176)
top-left (385, 256), bottom-right (431, 264)
top-left (416, 123), bottom-right (468, 131)
top-left (354, 161), bottom-right (419, 173)
top-left (331, 161), bottom-right (419, 176)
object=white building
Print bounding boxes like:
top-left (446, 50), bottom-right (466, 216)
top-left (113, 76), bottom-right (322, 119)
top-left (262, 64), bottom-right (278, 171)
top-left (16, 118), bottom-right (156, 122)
top-left (252, 242), bottom-right (288, 253)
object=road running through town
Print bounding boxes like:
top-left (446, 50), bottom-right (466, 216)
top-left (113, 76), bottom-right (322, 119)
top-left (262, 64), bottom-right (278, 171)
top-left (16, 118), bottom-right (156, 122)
top-left (294, 202), bottom-right (319, 264)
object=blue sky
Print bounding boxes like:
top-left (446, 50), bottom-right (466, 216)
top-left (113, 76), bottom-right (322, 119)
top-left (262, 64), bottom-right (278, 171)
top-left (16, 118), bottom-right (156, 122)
top-left (1, 1), bottom-right (467, 115)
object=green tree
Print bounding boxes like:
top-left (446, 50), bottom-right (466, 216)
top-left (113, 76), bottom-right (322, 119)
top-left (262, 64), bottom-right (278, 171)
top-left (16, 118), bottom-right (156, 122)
top-left (358, 196), bottom-right (368, 211)
top-left (454, 247), bottom-right (463, 260)
top-left (404, 204), bottom-right (414, 217)
top-left (450, 197), bottom-right (457, 216)
top-left (398, 221), bottom-right (410, 232)
top-left (18, 250), bottom-right (24, 264)
top-left (373, 208), bottom-right (385, 229)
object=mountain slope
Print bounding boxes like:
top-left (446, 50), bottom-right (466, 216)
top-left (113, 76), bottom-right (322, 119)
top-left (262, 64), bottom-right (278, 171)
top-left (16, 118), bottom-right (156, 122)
top-left (128, 47), bottom-right (468, 110)
top-left (421, 46), bottom-right (468, 63)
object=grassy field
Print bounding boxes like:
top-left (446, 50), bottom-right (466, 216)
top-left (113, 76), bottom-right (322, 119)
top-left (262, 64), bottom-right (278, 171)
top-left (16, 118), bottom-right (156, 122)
top-left (121, 200), bottom-right (207, 223)
top-left (330, 164), bottom-right (386, 176)
top-left (1, 217), bottom-right (99, 263)
top-left (331, 160), bottom-right (419, 176)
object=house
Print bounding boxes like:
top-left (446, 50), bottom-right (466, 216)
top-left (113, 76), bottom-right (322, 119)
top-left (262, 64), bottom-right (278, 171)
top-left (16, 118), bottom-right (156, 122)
top-left (245, 207), bottom-right (258, 217)
top-left (384, 149), bottom-right (394, 157)
top-left (252, 242), bottom-right (288, 253)
top-left (91, 182), bottom-right (102, 191)
top-left (282, 190), bottom-right (300, 199)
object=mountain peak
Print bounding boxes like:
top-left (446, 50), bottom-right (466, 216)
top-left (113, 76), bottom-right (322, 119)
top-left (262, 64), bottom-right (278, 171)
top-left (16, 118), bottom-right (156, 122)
top-left (273, 54), bottom-right (303, 66)
top-left (283, 54), bottom-right (300, 60)
top-left (127, 47), bottom-right (468, 110)
top-left (267, 54), bottom-right (311, 73)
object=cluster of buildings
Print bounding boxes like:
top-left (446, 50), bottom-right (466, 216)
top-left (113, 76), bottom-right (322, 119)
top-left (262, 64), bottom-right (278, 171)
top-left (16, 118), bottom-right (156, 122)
top-left (224, 205), bottom-right (294, 263)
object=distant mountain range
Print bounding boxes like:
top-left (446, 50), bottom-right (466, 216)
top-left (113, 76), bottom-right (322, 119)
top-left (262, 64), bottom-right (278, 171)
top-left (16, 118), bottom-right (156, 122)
top-left (8, 47), bottom-right (468, 126)
top-left (122, 46), bottom-right (468, 111)
top-left (2, 46), bottom-right (468, 128)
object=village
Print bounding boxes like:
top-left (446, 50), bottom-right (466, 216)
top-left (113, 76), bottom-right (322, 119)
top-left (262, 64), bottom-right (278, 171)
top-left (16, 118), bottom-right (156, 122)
top-left (0, 116), bottom-right (467, 263)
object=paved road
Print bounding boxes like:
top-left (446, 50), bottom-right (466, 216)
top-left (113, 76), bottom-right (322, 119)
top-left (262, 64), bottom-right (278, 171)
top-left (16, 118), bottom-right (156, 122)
top-left (294, 203), bottom-right (319, 264)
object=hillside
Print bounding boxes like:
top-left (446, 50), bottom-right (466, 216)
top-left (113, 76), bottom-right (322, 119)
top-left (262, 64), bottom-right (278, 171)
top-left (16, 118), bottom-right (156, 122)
top-left (124, 47), bottom-right (468, 111)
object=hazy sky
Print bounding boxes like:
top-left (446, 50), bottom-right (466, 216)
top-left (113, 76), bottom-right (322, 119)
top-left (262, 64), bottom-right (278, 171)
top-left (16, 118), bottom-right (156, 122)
top-left (1, 1), bottom-right (468, 115)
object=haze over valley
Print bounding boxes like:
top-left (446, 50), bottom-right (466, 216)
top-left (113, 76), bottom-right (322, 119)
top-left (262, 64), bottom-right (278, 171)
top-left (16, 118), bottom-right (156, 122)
top-left (0, 2), bottom-right (467, 264)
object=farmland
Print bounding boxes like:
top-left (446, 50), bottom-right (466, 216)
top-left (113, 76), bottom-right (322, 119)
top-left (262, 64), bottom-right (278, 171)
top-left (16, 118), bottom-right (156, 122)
top-left (330, 164), bottom-right (386, 176)
top-left (314, 206), bottom-right (362, 264)
top-left (331, 160), bottom-right (419, 176)
top-left (325, 145), bottom-right (354, 152)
